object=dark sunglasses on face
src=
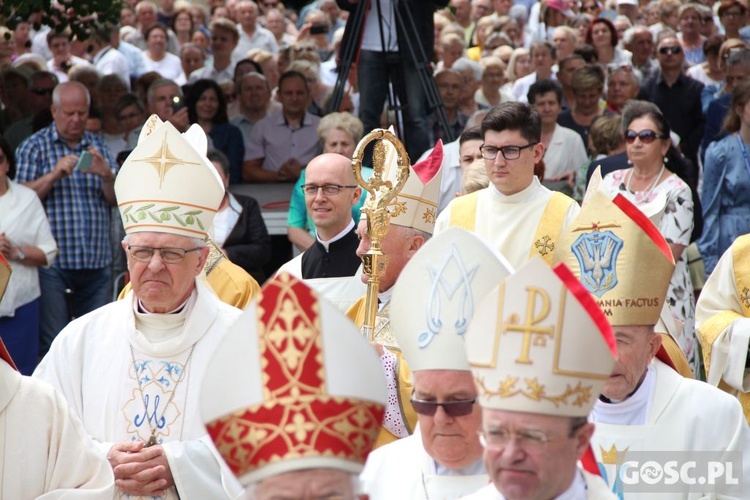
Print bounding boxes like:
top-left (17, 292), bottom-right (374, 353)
top-left (658, 46), bottom-right (682, 55)
top-left (31, 87), bottom-right (54, 96)
top-left (411, 398), bottom-right (476, 418)
top-left (625, 129), bottom-right (667, 144)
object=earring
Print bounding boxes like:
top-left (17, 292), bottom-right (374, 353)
top-left (627, 159), bottom-right (632, 165)
top-left (664, 156), bottom-right (669, 163)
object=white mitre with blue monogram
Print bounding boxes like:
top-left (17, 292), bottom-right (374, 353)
top-left (115, 115), bottom-right (225, 238)
top-left (390, 228), bottom-right (513, 371)
top-left (465, 258), bottom-right (617, 417)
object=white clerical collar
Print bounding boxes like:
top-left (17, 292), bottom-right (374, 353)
top-left (591, 364), bottom-right (656, 426)
top-left (134, 293), bottom-right (195, 344)
top-left (378, 288), bottom-right (393, 311)
top-left (316, 219), bottom-right (355, 252)
top-left (434, 458), bottom-right (485, 477)
top-left (488, 176), bottom-right (541, 204)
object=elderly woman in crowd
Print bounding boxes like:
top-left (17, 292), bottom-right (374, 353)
top-left (476, 56), bottom-right (514, 107)
top-left (171, 7), bottom-right (195, 49)
top-left (141, 24), bottom-right (183, 80)
top-left (601, 100), bottom-right (699, 375)
top-left (606, 64), bottom-right (640, 114)
top-left (287, 112), bottom-right (368, 252)
top-left (0, 137), bottom-right (57, 375)
top-left (699, 80), bottom-right (750, 277)
top-left (718, 0), bottom-right (749, 41)
top-left (677, 3), bottom-right (707, 66)
top-left (558, 64), bottom-right (611, 150)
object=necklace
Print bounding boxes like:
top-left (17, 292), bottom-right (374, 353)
top-left (129, 344), bottom-right (196, 447)
top-left (626, 163), bottom-right (665, 198)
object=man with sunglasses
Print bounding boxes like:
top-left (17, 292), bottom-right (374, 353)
top-left (463, 257), bottom-right (616, 499)
top-left (4, 70), bottom-right (58, 152)
top-left (435, 102), bottom-right (579, 271)
top-left (638, 36), bottom-right (705, 165)
top-left (360, 228), bottom-right (513, 498)
top-left (34, 117), bottom-right (245, 499)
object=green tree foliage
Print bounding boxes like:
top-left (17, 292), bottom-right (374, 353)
top-left (2, 0), bottom-right (124, 40)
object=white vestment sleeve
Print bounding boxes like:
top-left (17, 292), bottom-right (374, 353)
top-left (696, 248), bottom-right (750, 390)
top-left (163, 435), bottom-right (244, 499)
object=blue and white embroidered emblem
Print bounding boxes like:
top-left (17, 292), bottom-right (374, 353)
top-left (571, 230), bottom-right (623, 297)
top-left (418, 244), bottom-right (479, 348)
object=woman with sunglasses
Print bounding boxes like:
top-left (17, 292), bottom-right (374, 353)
top-left (699, 81), bottom-right (750, 279)
top-left (601, 100), bottom-right (700, 376)
top-left (0, 137), bottom-right (57, 375)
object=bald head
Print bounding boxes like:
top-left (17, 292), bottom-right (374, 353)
top-left (52, 81), bottom-right (90, 145)
top-left (304, 153), bottom-right (361, 241)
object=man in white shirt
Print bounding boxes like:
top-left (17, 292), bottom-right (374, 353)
top-left (189, 19), bottom-right (239, 84)
top-left (89, 24), bottom-right (131, 90)
top-left (233, 0), bottom-right (278, 61)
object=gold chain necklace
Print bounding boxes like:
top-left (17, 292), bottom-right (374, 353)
top-left (129, 344), bottom-right (197, 447)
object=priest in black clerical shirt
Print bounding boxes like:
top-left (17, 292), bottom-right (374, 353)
top-left (277, 153), bottom-right (362, 279)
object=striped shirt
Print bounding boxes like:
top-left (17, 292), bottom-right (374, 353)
top-left (15, 124), bottom-right (117, 270)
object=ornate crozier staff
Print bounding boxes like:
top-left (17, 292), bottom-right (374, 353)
top-left (351, 129), bottom-right (410, 342)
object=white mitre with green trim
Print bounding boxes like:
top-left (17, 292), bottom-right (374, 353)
top-left (115, 115), bottom-right (225, 238)
top-left (390, 228), bottom-right (514, 372)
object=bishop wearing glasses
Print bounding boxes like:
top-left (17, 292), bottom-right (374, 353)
top-left (33, 116), bottom-right (245, 499)
top-left (435, 102), bottom-right (579, 270)
top-left (360, 228), bottom-right (513, 498)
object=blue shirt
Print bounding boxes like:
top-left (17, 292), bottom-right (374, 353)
top-left (15, 124), bottom-right (117, 270)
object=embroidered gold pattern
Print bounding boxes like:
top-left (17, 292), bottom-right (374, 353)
top-left (133, 132), bottom-right (201, 188)
top-left (475, 375), bottom-right (592, 407)
top-left (742, 287), bottom-right (750, 309)
top-left (534, 235), bottom-right (555, 255)
top-left (422, 208), bottom-right (436, 224)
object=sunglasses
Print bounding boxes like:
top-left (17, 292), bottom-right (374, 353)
top-left (411, 398), bottom-right (476, 418)
top-left (658, 46), bottom-right (682, 55)
top-left (625, 129), bottom-right (667, 144)
top-left (31, 87), bottom-right (54, 96)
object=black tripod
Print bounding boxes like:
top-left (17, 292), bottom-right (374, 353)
top-left (328, 0), bottom-right (455, 153)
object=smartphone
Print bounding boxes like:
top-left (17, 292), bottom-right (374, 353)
top-left (172, 95), bottom-right (185, 113)
top-left (310, 24), bottom-right (329, 35)
top-left (75, 151), bottom-right (93, 171)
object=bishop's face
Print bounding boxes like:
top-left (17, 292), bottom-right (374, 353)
top-left (602, 324), bottom-right (661, 401)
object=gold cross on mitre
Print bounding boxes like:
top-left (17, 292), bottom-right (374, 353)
top-left (133, 131), bottom-right (200, 188)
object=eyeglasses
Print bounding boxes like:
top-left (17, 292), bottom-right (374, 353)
top-left (127, 245), bottom-right (203, 264)
top-left (722, 47), bottom-right (745, 61)
top-left (31, 87), bottom-right (54, 96)
top-left (658, 46), bottom-right (682, 55)
top-left (410, 398), bottom-right (476, 418)
top-left (721, 10), bottom-right (743, 18)
top-left (301, 184), bottom-right (358, 196)
top-left (479, 420), bottom-right (586, 452)
top-left (479, 142), bottom-right (537, 161)
top-left (581, 4), bottom-right (599, 13)
top-left (624, 129), bottom-right (667, 144)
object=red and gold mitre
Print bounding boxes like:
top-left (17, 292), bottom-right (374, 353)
top-left (466, 258), bottom-right (617, 417)
top-left (200, 273), bottom-right (386, 486)
top-left (553, 192), bottom-right (675, 326)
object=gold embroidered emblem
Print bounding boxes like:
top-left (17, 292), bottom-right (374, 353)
top-left (422, 207), bottom-right (436, 224)
top-left (534, 235), bottom-right (555, 255)
top-left (133, 132), bottom-right (200, 188)
top-left (600, 444), bottom-right (629, 464)
top-left (504, 287), bottom-right (554, 364)
top-left (742, 287), bottom-right (750, 309)
top-left (475, 375), bottom-right (593, 407)
top-left (388, 199), bottom-right (407, 218)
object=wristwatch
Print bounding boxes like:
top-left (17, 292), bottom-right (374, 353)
top-left (16, 248), bottom-right (25, 262)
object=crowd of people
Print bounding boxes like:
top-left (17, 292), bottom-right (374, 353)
top-left (2, 0), bottom-right (750, 498)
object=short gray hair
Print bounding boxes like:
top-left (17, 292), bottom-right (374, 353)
top-left (52, 81), bottom-right (91, 108)
top-left (147, 78), bottom-right (181, 107)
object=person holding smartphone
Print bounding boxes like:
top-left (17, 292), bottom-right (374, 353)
top-left (14, 81), bottom-right (118, 358)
